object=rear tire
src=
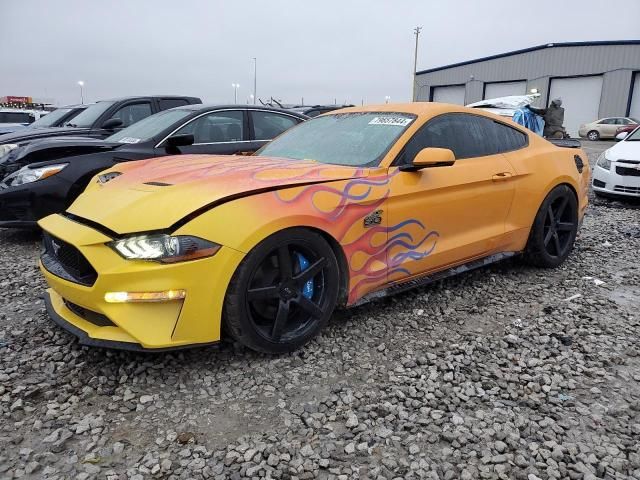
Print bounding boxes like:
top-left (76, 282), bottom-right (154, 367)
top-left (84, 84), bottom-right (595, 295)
top-left (223, 228), bottom-right (339, 354)
top-left (587, 130), bottom-right (600, 141)
top-left (523, 185), bottom-right (578, 268)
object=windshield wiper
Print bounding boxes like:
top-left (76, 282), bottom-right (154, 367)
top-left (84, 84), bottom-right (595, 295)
top-left (66, 123), bottom-right (78, 127)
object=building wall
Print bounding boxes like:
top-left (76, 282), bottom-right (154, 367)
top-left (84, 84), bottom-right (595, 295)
top-left (415, 43), bottom-right (640, 117)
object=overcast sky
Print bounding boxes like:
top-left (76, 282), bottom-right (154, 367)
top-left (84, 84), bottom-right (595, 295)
top-left (2, 0), bottom-right (638, 106)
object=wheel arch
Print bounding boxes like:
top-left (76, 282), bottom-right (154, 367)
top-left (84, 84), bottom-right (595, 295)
top-left (232, 224), bottom-right (351, 308)
top-left (302, 226), bottom-right (350, 307)
top-left (524, 180), bottom-right (579, 239)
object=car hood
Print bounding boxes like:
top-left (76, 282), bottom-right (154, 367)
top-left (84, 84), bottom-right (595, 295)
top-left (0, 137), bottom-right (121, 177)
top-left (608, 140), bottom-right (640, 161)
top-left (0, 126), bottom-right (91, 145)
top-left (66, 155), bottom-right (373, 235)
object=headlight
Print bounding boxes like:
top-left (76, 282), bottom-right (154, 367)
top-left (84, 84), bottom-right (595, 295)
top-left (596, 152), bottom-right (611, 170)
top-left (2, 163), bottom-right (68, 187)
top-left (108, 234), bottom-right (220, 263)
top-left (0, 144), bottom-right (18, 159)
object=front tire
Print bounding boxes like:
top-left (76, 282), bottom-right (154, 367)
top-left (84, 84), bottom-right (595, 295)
top-left (223, 228), bottom-right (340, 354)
top-left (587, 130), bottom-right (600, 141)
top-left (523, 185), bottom-right (578, 268)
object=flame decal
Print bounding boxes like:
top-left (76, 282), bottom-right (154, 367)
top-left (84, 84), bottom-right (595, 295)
top-left (273, 170), bottom-right (439, 303)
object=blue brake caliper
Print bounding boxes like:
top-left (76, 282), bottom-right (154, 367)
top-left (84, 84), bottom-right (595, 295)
top-left (295, 253), bottom-right (315, 299)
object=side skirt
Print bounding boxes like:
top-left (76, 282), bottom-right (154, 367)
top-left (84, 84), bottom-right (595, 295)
top-left (351, 251), bottom-right (518, 307)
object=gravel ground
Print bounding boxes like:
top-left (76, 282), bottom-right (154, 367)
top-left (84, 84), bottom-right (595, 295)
top-left (1, 141), bottom-right (639, 480)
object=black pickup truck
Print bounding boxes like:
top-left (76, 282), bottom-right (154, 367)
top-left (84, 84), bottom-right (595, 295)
top-left (0, 95), bottom-right (201, 174)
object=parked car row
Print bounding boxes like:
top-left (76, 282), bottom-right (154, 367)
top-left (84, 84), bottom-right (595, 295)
top-left (1, 93), bottom-right (636, 355)
top-left (0, 103), bottom-right (306, 227)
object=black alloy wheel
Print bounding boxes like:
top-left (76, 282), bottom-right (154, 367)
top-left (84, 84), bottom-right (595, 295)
top-left (541, 195), bottom-right (576, 258)
top-left (524, 185), bottom-right (579, 268)
top-left (223, 229), bottom-right (339, 353)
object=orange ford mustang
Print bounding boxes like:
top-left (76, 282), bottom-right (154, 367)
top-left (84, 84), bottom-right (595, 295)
top-left (38, 103), bottom-right (590, 353)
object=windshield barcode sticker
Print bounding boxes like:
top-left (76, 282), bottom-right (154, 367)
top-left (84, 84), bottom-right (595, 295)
top-left (368, 116), bottom-right (413, 127)
top-left (118, 137), bottom-right (141, 144)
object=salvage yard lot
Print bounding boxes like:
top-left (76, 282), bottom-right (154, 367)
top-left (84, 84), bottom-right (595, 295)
top-left (1, 141), bottom-right (639, 479)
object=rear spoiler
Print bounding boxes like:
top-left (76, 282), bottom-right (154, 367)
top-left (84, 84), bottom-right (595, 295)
top-left (548, 138), bottom-right (581, 149)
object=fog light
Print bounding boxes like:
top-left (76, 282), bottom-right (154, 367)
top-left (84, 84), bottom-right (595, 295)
top-left (104, 289), bottom-right (186, 303)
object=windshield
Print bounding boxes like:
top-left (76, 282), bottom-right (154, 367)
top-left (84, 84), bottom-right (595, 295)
top-left (256, 112), bottom-right (416, 166)
top-left (625, 126), bottom-right (640, 141)
top-left (65, 102), bottom-right (114, 128)
top-left (106, 109), bottom-right (192, 143)
top-left (629, 118), bottom-right (640, 124)
top-left (29, 108), bottom-right (73, 128)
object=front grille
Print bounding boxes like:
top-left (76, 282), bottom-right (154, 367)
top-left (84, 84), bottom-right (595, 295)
top-left (64, 300), bottom-right (114, 327)
top-left (592, 179), bottom-right (606, 188)
top-left (614, 185), bottom-right (640, 194)
top-left (616, 166), bottom-right (640, 177)
top-left (42, 233), bottom-right (97, 286)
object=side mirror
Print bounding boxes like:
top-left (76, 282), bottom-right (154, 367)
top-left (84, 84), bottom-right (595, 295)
top-left (165, 134), bottom-right (195, 148)
top-left (102, 118), bottom-right (124, 130)
top-left (615, 131), bottom-right (628, 141)
top-left (400, 147), bottom-right (456, 172)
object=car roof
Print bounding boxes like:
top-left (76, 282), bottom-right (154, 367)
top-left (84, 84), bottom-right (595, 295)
top-left (97, 95), bottom-right (199, 102)
top-left (329, 102), bottom-right (506, 117)
top-left (172, 104), bottom-right (308, 117)
top-left (57, 104), bottom-right (90, 109)
top-left (0, 108), bottom-right (43, 113)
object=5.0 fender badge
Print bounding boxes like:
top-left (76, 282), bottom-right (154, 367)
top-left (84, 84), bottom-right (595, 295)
top-left (364, 210), bottom-right (383, 228)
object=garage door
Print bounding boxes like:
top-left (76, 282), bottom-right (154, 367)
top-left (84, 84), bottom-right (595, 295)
top-left (629, 74), bottom-right (640, 119)
top-left (549, 76), bottom-right (603, 137)
top-left (432, 85), bottom-right (465, 105)
top-left (483, 81), bottom-right (526, 100)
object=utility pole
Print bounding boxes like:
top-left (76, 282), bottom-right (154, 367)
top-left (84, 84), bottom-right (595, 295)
top-left (412, 26), bottom-right (422, 102)
top-left (252, 58), bottom-right (257, 105)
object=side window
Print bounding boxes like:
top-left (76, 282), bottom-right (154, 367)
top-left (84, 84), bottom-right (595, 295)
top-left (159, 98), bottom-right (189, 111)
top-left (473, 116), bottom-right (527, 153)
top-left (399, 114), bottom-right (486, 162)
top-left (398, 113), bottom-right (527, 164)
top-left (174, 110), bottom-right (243, 144)
top-left (109, 102), bottom-right (152, 128)
top-left (251, 111), bottom-right (300, 140)
top-left (599, 119), bottom-right (614, 125)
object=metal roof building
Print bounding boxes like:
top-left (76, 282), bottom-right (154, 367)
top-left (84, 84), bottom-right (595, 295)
top-left (414, 40), bottom-right (640, 136)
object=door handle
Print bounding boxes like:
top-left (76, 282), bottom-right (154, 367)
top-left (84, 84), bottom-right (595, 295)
top-left (492, 172), bottom-right (512, 181)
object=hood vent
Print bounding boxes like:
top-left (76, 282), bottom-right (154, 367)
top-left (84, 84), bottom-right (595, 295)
top-left (143, 181), bottom-right (173, 187)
